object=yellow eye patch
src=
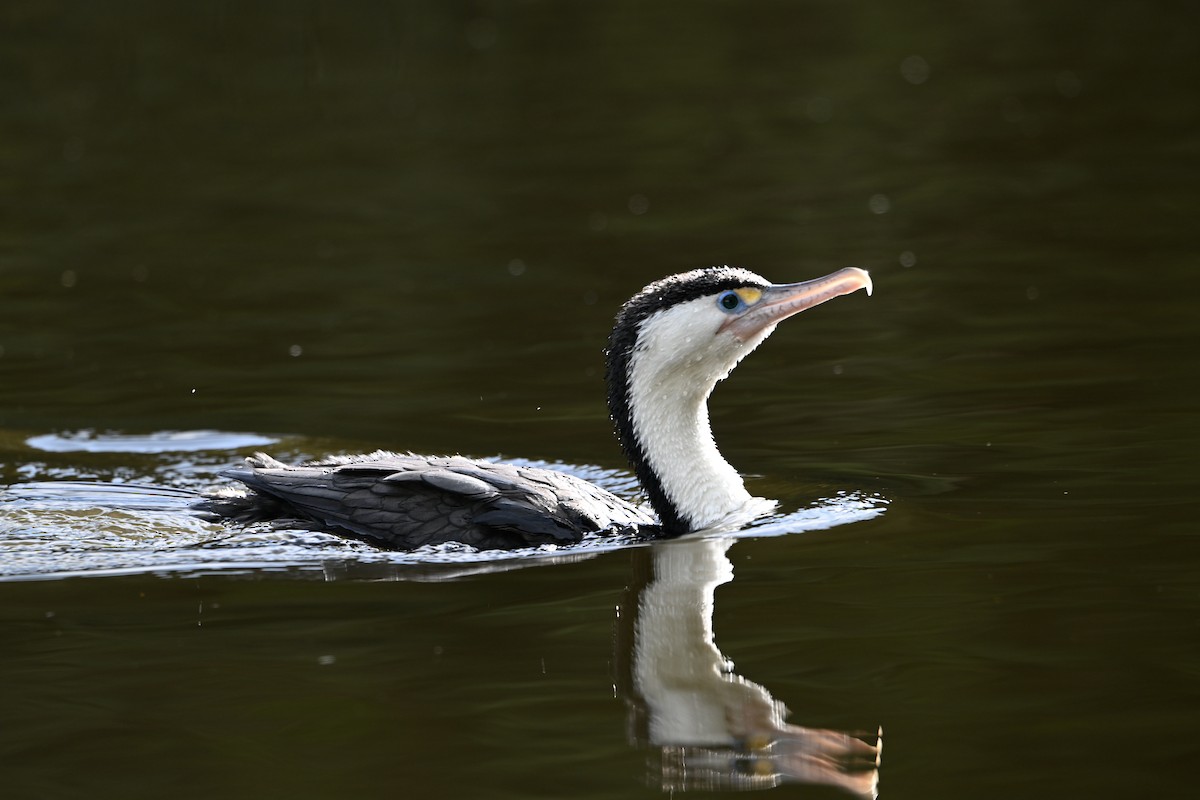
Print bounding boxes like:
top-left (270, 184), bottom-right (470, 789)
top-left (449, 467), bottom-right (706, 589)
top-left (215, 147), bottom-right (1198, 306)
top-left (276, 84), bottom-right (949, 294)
top-left (734, 287), bottom-right (762, 305)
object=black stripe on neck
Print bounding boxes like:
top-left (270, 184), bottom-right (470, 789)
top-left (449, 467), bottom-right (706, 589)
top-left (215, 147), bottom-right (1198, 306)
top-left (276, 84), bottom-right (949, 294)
top-left (604, 266), bottom-right (768, 535)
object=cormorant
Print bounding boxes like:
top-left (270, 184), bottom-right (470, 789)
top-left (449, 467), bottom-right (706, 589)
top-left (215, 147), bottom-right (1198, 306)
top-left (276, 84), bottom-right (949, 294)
top-left (197, 266), bottom-right (872, 550)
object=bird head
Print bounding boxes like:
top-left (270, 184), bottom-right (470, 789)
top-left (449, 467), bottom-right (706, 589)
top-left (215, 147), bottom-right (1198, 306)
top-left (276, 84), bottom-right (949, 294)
top-left (605, 265), bottom-right (873, 533)
top-left (608, 266), bottom-right (873, 393)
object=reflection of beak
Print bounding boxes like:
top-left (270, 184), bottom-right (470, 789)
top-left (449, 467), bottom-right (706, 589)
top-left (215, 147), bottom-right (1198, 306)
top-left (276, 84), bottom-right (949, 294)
top-left (721, 267), bottom-right (873, 342)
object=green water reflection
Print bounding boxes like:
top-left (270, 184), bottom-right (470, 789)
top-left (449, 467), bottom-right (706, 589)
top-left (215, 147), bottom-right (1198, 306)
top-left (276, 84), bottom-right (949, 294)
top-left (2, 1), bottom-right (1199, 798)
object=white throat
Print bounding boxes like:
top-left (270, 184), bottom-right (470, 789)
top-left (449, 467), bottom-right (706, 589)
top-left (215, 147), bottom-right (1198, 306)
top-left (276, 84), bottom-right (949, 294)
top-left (627, 300), bottom-right (776, 530)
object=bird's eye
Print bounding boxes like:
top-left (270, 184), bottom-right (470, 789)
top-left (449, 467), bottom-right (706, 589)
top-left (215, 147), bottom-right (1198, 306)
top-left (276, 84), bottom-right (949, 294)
top-left (718, 291), bottom-right (742, 312)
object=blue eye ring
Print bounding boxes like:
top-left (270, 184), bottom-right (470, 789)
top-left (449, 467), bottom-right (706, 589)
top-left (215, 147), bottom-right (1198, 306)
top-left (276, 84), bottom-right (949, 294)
top-left (717, 291), bottom-right (742, 312)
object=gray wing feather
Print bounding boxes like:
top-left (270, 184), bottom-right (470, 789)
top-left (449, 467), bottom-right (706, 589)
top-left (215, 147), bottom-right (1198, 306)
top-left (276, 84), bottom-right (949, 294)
top-left (197, 451), bottom-right (658, 550)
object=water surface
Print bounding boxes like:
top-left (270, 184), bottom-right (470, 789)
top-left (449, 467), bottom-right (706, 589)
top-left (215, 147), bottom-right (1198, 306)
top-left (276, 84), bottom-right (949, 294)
top-left (2, 2), bottom-right (1198, 798)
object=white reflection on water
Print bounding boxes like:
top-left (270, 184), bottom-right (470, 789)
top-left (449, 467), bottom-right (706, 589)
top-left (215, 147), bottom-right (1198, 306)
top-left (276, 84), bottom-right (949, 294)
top-left (622, 536), bottom-right (882, 795)
top-left (27, 429), bottom-right (279, 454)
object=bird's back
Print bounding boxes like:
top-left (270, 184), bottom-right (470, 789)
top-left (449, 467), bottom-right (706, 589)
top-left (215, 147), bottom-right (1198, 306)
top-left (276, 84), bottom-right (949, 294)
top-left (197, 452), bottom-right (658, 550)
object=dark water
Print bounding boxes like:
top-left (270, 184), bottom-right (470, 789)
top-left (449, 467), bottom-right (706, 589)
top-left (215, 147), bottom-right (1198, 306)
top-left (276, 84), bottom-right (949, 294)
top-left (3, 2), bottom-right (1199, 798)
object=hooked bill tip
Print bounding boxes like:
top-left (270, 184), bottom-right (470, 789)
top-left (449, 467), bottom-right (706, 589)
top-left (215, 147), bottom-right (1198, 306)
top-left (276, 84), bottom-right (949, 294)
top-left (849, 267), bottom-right (873, 297)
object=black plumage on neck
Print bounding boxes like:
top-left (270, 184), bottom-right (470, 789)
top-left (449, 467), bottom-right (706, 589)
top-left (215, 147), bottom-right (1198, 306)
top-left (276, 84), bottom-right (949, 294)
top-left (604, 267), bottom-right (769, 535)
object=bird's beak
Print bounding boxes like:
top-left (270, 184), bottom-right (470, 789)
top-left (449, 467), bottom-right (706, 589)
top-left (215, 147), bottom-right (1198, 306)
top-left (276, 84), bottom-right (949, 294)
top-left (721, 267), bottom-right (872, 341)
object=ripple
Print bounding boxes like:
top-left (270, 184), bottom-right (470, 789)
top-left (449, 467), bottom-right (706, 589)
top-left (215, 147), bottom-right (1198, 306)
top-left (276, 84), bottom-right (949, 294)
top-left (0, 475), bottom-right (886, 582)
top-left (26, 429), bottom-right (279, 454)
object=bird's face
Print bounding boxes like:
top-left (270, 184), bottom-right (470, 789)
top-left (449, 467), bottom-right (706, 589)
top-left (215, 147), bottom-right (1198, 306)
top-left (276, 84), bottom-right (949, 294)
top-left (627, 267), bottom-right (873, 389)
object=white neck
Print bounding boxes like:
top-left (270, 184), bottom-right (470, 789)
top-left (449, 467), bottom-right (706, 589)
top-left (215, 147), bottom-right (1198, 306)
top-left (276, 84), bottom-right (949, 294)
top-left (627, 302), bottom-right (776, 530)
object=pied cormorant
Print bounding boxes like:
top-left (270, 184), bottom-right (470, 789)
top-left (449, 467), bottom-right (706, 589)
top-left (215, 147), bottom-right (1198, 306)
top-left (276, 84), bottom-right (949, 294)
top-left (197, 266), bottom-right (872, 549)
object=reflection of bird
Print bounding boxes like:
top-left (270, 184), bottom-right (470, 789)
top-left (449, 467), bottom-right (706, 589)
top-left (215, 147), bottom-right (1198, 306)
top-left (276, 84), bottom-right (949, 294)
top-left (198, 267), bottom-right (871, 550)
top-left (622, 537), bottom-right (881, 795)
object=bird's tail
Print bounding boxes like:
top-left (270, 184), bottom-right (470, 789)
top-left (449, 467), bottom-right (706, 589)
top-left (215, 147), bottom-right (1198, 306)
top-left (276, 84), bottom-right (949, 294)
top-left (191, 455), bottom-right (295, 526)
top-left (192, 486), bottom-right (289, 526)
